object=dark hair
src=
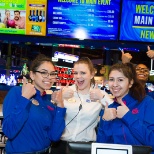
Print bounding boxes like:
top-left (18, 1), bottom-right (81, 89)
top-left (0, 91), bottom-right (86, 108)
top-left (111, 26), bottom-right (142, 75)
top-left (136, 63), bottom-right (149, 69)
top-left (30, 54), bottom-right (54, 72)
top-left (109, 63), bottom-right (146, 102)
top-left (14, 10), bottom-right (20, 14)
top-left (74, 57), bottom-right (95, 85)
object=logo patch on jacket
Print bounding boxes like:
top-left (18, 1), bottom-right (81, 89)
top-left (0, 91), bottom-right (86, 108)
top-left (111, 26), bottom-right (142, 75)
top-left (47, 105), bottom-right (54, 111)
top-left (132, 108), bottom-right (139, 114)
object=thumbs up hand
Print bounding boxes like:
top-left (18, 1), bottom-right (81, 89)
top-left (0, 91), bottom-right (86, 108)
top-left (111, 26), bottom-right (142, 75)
top-left (52, 88), bottom-right (64, 108)
top-left (90, 83), bottom-right (104, 101)
top-left (22, 77), bottom-right (36, 99)
top-left (116, 101), bottom-right (129, 119)
top-left (146, 46), bottom-right (154, 59)
top-left (102, 102), bottom-right (117, 121)
top-left (121, 49), bottom-right (132, 64)
top-left (62, 82), bottom-right (74, 100)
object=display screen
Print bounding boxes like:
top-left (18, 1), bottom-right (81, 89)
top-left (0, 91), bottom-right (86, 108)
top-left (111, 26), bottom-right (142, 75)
top-left (119, 0), bottom-right (154, 42)
top-left (46, 0), bottom-right (121, 40)
top-left (0, 0), bottom-right (47, 36)
top-left (96, 148), bottom-right (128, 154)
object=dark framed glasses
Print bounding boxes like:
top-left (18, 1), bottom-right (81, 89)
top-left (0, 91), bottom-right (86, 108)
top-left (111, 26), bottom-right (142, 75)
top-left (136, 67), bottom-right (149, 73)
top-left (34, 70), bottom-right (58, 78)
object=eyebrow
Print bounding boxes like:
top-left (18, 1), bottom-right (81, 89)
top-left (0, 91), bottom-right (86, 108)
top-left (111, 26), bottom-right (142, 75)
top-left (39, 69), bottom-right (56, 72)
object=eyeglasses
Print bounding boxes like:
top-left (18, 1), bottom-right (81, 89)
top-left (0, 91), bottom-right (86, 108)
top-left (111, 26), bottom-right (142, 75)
top-left (34, 71), bottom-right (58, 78)
top-left (136, 67), bottom-right (149, 73)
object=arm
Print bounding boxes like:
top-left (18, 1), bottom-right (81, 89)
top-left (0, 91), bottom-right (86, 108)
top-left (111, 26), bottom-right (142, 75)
top-left (146, 46), bottom-right (154, 60)
top-left (48, 106), bottom-right (66, 141)
top-left (122, 97), bottom-right (154, 149)
top-left (121, 50), bottom-right (132, 64)
top-left (97, 110), bottom-right (113, 143)
top-left (2, 87), bottom-right (31, 139)
top-left (48, 88), bottom-right (66, 141)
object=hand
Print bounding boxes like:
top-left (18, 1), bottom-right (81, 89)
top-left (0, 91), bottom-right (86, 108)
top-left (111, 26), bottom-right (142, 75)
top-left (102, 102), bottom-right (117, 121)
top-left (22, 77), bottom-right (36, 99)
top-left (116, 101), bottom-right (129, 118)
top-left (146, 46), bottom-right (154, 59)
top-left (121, 50), bottom-right (132, 64)
top-left (62, 82), bottom-right (74, 100)
top-left (52, 88), bottom-right (64, 108)
top-left (90, 83), bottom-right (104, 101)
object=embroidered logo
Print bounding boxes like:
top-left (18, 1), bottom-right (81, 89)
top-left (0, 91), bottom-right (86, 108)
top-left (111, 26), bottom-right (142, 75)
top-left (132, 108), bottom-right (139, 114)
top-left (47, 105), bottom-right (54, 111)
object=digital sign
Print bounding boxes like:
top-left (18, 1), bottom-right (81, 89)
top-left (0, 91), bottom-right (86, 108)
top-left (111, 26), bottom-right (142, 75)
top-left (0, 0), bottom-right (47, 36)
top-left (46, 0), bottom-right (121, 40)
top-left (119, 0), bottom-right (154, 42)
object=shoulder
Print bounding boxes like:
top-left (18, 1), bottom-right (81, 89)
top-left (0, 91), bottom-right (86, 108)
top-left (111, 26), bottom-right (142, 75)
top-left (141, 95), bottom-right (154, 108)
top-left (6, 86), bottom-right (22, 96)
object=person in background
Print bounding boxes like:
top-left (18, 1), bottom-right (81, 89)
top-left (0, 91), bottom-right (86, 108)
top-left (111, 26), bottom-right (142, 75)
top-left (121, 46), bottom-right (154, 98)
top-left (51, 57), bottom-right (113, 154)
top-left (2, 54), bottom-right (66, 154)
top-left (14, 10), bottom-right (25, 29)
top-left (3, 10), bottom-right (11, 27)
top-left (97, 63), bottom-right (154, 153)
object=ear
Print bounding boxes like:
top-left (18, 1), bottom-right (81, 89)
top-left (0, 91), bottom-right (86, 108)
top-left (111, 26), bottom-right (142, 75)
top-left (91, 71), bottom-right (95, 79)
top-left (129, 79), bottom-right (134, 88)
top-left (29, 71), bottom-right (35, 81)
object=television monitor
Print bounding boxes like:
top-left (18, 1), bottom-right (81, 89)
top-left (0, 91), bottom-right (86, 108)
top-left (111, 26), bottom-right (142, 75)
top-left (91, 143), bottom-right (132, 154)
top-left (46, 0), bottom-right (121, 40)
top-left (119, 0), bottom-right (154, 42)
top-left (0, 0), bottom-right (47, 36)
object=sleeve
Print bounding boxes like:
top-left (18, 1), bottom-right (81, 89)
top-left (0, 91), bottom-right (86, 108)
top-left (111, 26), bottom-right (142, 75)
top-left (2, 87), bottom-right (31, 139)
top-left (96, 109), bottom-right (113, 143)
top-left (48, 106), bottom-right (66, 142)
top-left (122, 97), bottom-right (154, 150)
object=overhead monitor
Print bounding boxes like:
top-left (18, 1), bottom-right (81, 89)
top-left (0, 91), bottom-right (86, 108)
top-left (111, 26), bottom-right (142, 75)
top-left (119, 0), bottom-right (154, 42)
top-left (46, 0), bottom-right (121, 40)
top-left (0, 0), bottom-right (47, 36)
top-left (91, 143), bottom-right (132, 154)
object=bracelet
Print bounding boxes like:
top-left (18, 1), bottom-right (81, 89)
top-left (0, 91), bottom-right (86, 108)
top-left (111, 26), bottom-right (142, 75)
top-left (102, 117), bottom-right (112, 121)
top-left (102, 117), bottom-right (106, 121)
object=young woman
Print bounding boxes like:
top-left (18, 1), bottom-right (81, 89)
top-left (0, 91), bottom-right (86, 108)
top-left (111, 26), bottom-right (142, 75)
top-left (51, 57), bottom-right (113, 154)
top-left (2, 54), bottom-right (66, 154)
top-left (97, 63), bottom-right (154, 154)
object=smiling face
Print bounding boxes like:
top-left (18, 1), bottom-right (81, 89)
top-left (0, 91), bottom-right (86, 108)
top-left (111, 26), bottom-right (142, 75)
top-left (14, 11), bottom-right (20, 21)
top-left (136, 64), bottom-right (149, 85)
top-left (30, 61), bottom-right (56, 92)
top-left (73, 63), bottom-right (94, 94)
top-left (108, 70), bottom-right (133, 102)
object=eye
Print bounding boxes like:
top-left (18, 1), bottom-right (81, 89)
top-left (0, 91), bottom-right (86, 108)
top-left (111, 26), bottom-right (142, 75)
top-left (118, 79), bottom-right (123, 82)
top-left (41, 72), bottom-right (48, 75)
top-left (81, 72), bottom-right (86, 75)
top-left (50, 72), bottom-right (57, 76)
top-left (73, 72), bottom-right (78, 75)
top-left (109, 78), bottom-right (113, 81)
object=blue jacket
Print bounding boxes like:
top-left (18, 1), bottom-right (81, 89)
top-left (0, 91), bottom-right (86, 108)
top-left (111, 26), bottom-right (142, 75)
top-left (97, 94), bottom-right (154, 154)
top-left (2, 86), bottom-right (66, 153)
top-left (145, 87), bottom-right (154, 99)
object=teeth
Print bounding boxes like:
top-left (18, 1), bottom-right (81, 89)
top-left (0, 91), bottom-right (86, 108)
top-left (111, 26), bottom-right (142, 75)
top-left (44, 82), bottom-right (50, 84)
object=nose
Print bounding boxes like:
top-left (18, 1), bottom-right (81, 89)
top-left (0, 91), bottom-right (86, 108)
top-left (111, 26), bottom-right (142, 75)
top-left (76, 73), bottom-right (81, 78)
top-left (112, 80), bottom-right (118, 87)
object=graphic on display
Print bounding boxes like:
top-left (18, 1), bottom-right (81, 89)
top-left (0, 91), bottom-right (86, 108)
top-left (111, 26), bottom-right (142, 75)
top-left (120, 0), bottom-right (154, 42)
top-left (47, 0), bottom-right (121, 40)
top-left (26, 0), bottom-right (47, 35)
top-left (0, 0), bottom-right (47, 36)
